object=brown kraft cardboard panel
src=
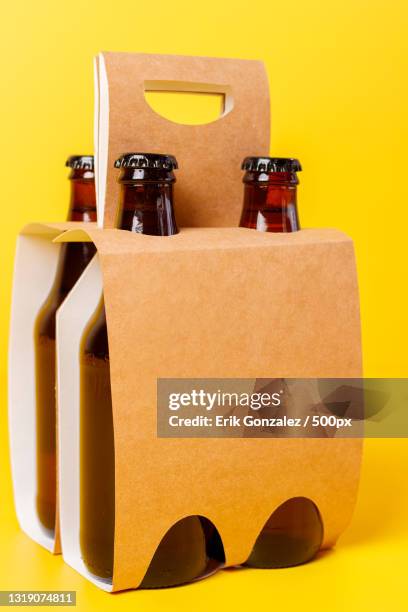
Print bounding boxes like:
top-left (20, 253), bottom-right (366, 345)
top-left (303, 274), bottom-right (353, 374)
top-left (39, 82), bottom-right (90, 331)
top-left (56, 226), bottom-right (362, 591)
top-left (96, 52), bottom-right (270, 228)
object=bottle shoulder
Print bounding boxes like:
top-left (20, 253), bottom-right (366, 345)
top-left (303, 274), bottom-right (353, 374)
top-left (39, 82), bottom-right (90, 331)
top-left (82, 302), bottom-right (109, 359)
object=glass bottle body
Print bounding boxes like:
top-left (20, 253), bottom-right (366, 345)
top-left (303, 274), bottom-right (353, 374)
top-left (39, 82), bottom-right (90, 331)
top-left (79, 163), bottom-right (219, 586)
top-left (35, 166), bottom-right (97, 534)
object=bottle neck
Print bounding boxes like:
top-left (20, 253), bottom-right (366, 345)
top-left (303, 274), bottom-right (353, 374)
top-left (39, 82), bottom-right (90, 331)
top-left (240, 171), bottom-right (300, 232)
top-left (67, 168), bottom-right (97, 222)
top-left (116, 168), bottom-right (178, 236)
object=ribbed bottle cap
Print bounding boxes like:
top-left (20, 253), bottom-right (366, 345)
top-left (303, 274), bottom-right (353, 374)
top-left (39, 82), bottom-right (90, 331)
top-left (242, 157), bottom-right (302, 173)
top-left (114, 153), bottom-right (178, 170)
top-left (65, 155), bottom-right (94, 170)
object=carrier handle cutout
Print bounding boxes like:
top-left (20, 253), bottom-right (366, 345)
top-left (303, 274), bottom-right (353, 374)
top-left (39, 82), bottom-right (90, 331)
top-left (144, 80), bottom-right (233, 126)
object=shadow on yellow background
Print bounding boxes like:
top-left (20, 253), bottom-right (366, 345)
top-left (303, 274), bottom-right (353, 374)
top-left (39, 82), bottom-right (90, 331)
top-left (0, 0), bottom-right (407, 610)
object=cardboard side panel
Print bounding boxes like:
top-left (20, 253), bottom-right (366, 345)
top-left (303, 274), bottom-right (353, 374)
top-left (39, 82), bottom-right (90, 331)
top-left (99, 228), bottom-right (362, 590)
top-left (8, 234), bottom-right (61, 553)
top-left (98, 52), bottom-right (270, 228)
top-left (56, 256), bottom-right (111, 591)
top-left (56, 227), bottom-right (362, 592)
top-left (8, 222), bottom-right (98, 554)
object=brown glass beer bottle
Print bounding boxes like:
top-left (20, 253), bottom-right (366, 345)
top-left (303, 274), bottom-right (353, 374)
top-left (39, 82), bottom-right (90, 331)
top-left (239, 157), bottom-right (301, 231)
top-left (35, 155), bottom-right (97, 534)
top-left (80, 153), bottom-right (221, 586)
top-left (239, 156), bottom-right (323, 568)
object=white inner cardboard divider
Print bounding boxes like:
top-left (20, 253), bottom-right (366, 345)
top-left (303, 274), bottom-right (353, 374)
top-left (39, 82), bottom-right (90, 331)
top-left (96, 53), bottom-right (109, 228)
top-left (8, 232), bottom-right (61, 552)
top-left (56, 254), bottom-right (112, 591)
top-left (93, 56), bottom-right (100, 221)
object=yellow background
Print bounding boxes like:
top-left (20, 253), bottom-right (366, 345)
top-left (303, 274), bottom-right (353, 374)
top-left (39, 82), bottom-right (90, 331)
top-left (0, 0), bottom-right (407, 610)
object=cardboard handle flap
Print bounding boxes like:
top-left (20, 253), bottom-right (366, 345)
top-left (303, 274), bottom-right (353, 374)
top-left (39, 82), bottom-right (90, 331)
top-left (107, 52), bottom-right (264, 116)
top-left (96, 52), bottom-right (270, 228)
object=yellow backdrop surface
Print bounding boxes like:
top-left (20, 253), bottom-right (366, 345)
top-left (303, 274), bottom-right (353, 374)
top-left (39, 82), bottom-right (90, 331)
top-left (0, 1), bottom-right (407, 610)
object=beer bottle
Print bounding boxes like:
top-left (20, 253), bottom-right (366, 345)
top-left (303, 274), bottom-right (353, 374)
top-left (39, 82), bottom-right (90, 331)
top-left (80, 153), bottom-right (218, 586)
top-left (240, 156), bottom-right (323, 567)
top-left (35, 155), bottom-right (97, 534)
top-left (239, 157), bottom-right (301, 231)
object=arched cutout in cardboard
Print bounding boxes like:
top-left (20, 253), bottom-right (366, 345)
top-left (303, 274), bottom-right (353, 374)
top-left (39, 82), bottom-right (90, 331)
top-left (245, 497), bottom-right (324, 568)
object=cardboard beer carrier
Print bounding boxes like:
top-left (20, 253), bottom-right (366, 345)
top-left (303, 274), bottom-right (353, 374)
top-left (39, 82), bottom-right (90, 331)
top-left (8, 52), bottom-right (362, 591)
